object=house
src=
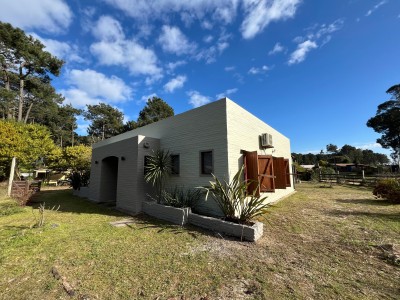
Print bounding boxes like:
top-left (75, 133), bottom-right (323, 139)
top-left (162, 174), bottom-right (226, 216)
top-left (86, 98), bottom-right (294, 216)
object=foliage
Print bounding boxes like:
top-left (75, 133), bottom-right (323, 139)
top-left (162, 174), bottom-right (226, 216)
top-left (202, 166), bottom-right (270, 224)
top-left (367, 84), bottom-right (400, 159)
top-left (373, 179), bottom-right (400, 203)
top-left (137, 97), bottom-right (174, 127)
top-left (0, 120), bottom-right (57, 179)
top-left (70, 170), bottom-right (90, 190)
top-left (0, 21), bottom-right (64, 122)
top-left (292, 143), bottom-right (389, 167)
top-left (161, 187), bottom-right (202, 209)
top-left (84, 103), bottom-right (124, 141)
top-left (144, 149), bottom-right (171, 202)
top-left (64, 145), bottom-right (92, 171)
top-left (120, 97), bottom-right (175, 133)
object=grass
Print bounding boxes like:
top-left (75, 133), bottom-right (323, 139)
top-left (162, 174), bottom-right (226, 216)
top-left (0, 183), bottom-right (399, 299)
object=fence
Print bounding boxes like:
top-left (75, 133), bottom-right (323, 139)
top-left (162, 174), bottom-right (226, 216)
top-left (11, 180), bottom-right (41, 205)
top-left (319, 173), bottom-right (400, 186)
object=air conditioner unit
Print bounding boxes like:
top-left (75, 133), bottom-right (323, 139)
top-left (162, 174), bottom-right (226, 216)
top-left (261, 133), bottom-right (273, 147)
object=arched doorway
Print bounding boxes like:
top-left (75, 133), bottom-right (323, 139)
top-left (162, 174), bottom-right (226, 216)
top-left (99, 156), bottom-right (119, 203)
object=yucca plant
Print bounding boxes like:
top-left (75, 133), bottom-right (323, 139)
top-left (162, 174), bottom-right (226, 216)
top-left (202, 166), bottom-right (270, 224)
top-left (162, 186), bottom-right (202, 209)
top-left (144, 149), bottom-right (171, 203)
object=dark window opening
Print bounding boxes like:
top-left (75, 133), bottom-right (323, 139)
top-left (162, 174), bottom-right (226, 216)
top-left (171, 154), bottom-right (180, 175)
top-left (201, 151), bottom-right (213, 175)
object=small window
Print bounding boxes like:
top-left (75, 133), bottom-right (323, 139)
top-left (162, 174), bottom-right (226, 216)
top-left (170, 154), bottom-right (180, 175)
top-left (200, 150), bottom-right (213, 175)
top-left (144, 155), bottom-right (150, 175)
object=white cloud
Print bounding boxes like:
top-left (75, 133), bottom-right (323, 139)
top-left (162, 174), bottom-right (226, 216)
top-left (166, 60), bottom-right (187, 72)
top-left (139, 93), bottom-right (158, 104)
top-left (103, 0), bottom-right (239, 24)
top-left (288, 40), bottom-right (317, 65)
top-left (0, 0), bottom-right (73, 34)
top-left (164, 75), bottom-right (187, 93)
top-left (61, 88), bottom-right (101, 108)
top-left (61, 69), bottom-right (133, 108)
top-left (91, 15), bottom-right (125, 41)
top-left (225, 66), bottom-right (236, 72)
top-left (29, 33), bottom-right (84, 63)
top-left (268, 42), bottom-right (286, 55)
top-left (67, 69), bottom-right (133, 102)
top-left (216, 88), bottom-right (238, 99)
top-left (248, 65), bottom-right (271, 74)
top-left (203, 35), bottom-right (214, 43)
top-left (241, 0), bottom-right (302, 39)
top-left (196, 31), bottom-right (232, 63)
top-left (187, 90), bottom-right (211, 108)
top-left (201, 20), bottom-right (213, 30)
top-left (158, 25), bottom-right (197, 55)
top-left (90, 40), bottom-right (162, 80)
top-left (366, 1), bottom-right (387, 17)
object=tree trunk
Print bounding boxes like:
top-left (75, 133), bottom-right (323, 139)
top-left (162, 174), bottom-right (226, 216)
top-left (18, 63), bottom-right (25, 122)
top-left (23, 102), bottom-right (33, 123)
top-left (71, 124), bottom-right (74, 146)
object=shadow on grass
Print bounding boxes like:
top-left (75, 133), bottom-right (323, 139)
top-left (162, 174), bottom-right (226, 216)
top-left (27, 189), bottom-right (125, 217)
top-left (328, 209), bottom-right (400, 222)
top-left (336, 199), bottom-right (397, 206)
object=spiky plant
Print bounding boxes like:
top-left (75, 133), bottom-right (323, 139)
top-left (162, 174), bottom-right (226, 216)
top-left (202, 166), bottom-right (270, 224)
top-left (144, 149), bottom-right (171, 203)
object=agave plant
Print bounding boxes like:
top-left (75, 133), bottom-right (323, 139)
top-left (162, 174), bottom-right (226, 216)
top-left (144, 149), bottom-right (172, 203)
top-left (202, 166), bottom-right (270, 224)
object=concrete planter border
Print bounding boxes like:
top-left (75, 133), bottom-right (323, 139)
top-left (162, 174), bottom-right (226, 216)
top-left (188, 212), bottom-right (263, 242)
top-left (142, 201), bottom-right (190, 226)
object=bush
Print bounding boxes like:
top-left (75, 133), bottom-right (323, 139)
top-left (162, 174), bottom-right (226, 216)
top-left (202, 166), bottom-right (270, 224)
top-left (161, 187), bottom-right (202, 209)
top-left (373, 179), bottom-right (400, 203)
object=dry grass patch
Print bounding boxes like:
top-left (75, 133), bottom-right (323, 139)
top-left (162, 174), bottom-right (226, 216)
top-left (0, 183), bottom-right (399, 299)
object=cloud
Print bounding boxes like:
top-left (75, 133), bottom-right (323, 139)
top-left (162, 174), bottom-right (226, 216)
top-left (366, 1), bottom-right (387, 17)
top-left (91, 15), bottom-right (125, 41)
top-left (268, 42), bottom-right (286, 55)
top-left (103, 0), bottom-right (239, 24)
top-left (140, 93), bottom-right (158, 104)
top-left (241, 0), bottom-right (302, 39)
top-left (225, 66), bottom-right (236, 72)
top-left (216, 88), bottom-right (238, 99)
top-left (158, 25), bottom-right (197, 55)
top-left (29, 33), bottom-right (84, 63)
top-left (288, 40), bottom-right (317, 65)
top-left (61, 69), bottom-right (133, 108)
top-left (166, 60), bottom-right (187, 72)
top-left (195, 31), bottom-right (232, 63)
top-left (187, 90), bottom-right (211, 108)
top-left (0, 0), bottom-right (73, 34)
top-left (67, 69), bottom-right (133, 102)
top-left (164, 75), bottom-right (187, 92)
top-left (203, 35), bottom-right (214, 43)
top-left (248, 65), bottom-right (271, 74)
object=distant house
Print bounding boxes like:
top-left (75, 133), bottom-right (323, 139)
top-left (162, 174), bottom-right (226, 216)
top-left (85, 98), bottom-right (295, 216)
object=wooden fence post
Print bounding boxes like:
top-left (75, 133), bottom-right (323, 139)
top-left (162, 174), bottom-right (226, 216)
top-left (7, 157), bottom-right (17, 197)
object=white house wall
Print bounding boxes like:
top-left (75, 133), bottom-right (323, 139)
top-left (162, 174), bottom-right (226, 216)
top-left (93, 100), bottom-right (230, 215)
top-left (226, 99), bottom-right (295, 204)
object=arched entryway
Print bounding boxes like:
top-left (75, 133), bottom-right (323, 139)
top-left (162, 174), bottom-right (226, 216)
top-left (99, 156), bottom-right (119, 203)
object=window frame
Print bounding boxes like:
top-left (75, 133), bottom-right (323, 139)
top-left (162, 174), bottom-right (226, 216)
top-left (199, 150), bottom-right (214, 176)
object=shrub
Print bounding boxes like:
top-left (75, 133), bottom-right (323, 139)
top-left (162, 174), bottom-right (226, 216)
top-left (202, 166), bottom-right (270, 224)
top-left (161, 187), bottom-right (202, 209)
top-left (373, 179), bottom-right (400, 203)
top-left (144, 149), bottom-right (171, 203)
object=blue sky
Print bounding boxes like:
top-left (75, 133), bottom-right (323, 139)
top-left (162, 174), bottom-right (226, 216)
top-left (1, 0), bottom-right (399, 155)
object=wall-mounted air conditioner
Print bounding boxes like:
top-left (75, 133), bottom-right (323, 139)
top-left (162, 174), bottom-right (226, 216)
top-left (260, 133), bottom-right (273, 148)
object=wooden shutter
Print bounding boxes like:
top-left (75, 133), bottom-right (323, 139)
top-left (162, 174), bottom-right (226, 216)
top-left (244, 151), bottom-right (259, 195)
top-left (273, 157), bottom-right (286, 189)
top-left (284, 159), bottom-right (291, 187)
top-left (258, 155), bottom-right (275, 192)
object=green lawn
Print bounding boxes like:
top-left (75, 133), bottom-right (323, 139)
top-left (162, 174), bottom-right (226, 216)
top-left (0, 183), bottom-right (399, 299)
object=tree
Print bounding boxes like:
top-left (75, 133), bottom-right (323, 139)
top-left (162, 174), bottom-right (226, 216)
top-left (367, 84), bottom-right (400, 164)
top-left (0, 120), bottom-right (57, 179)
top-left (137, 97), bottom-right (174, 127)
top-left (0, 22), bottom-right (64, 122)
top-left (84, 103), bottom-right (124, 141)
